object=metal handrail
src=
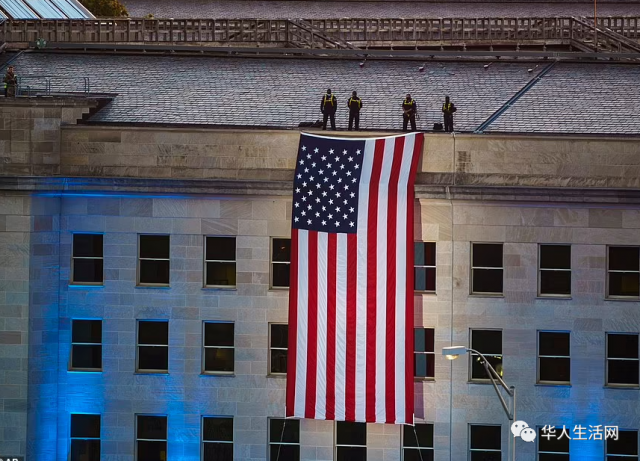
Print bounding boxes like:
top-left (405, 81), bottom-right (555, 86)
top-left (16, 75), bottom-right (90, 96)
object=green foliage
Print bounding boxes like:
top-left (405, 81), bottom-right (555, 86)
top-left (80, 0), bottom-right (129, 17)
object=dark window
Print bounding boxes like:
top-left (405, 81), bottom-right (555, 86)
top-left (205, 236), bottom-right (236, 287)
top-left (607, 430), bottom-right (639, 460)
top-left (202, 417), bottom-right (233, 461)
top-left (136, 415), bottom-right (167, 461)
top-left (469, 425), bottom-right (501, 461)
top-left (269, 418), bottom-right (300, 461)
top-left (470, 330), bottom-right (503, 381)
top-left (414, 328), bottom-right (435, 379)
top-left (538, 426), bottom-right (569, 461)
top-left (336, 421), bottom-right (366, 461)
top-left (70, 320), bottom-right (102, 371)
top-left (607, 333), bottom-right (640, 386)
top-left (471, 243), bottom-right (503, 295)
top-left (137, 321), bottom-right (169, 373)
top-left (538, 332), bottom-right (571, 384)
top-left (72, 234), bottom-right (103, 285)
top-left (415, 242), bottom-right (436, 292)
top-left (403, 423), bottom-right (434, 461)
top-left (70, 414), bottom-right (100, 461)
top-left (271, 238), bottom-right (291, 288)
top-left (203, 322), bottom-right (234, 374)
top-left (539, 245), bottom-right (571, 296)
top-left (608, 246), bottom-right (640, 298)
top-left (270, 324), bottom-right (288, 375)
top-left (138, 235), bottom-right (170, 286)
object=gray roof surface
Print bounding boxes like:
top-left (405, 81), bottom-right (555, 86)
top-left (121, 0), bottom-right (640, 19)
top-left (11, 52), bottom-right (640, 135)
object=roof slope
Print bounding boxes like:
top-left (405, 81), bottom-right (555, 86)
top-left (11, 52), bottom-right (640, 135)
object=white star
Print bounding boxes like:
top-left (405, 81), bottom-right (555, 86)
top-left (346, 171), bottom-right (352, 176)
top-left (343, 149), bottom-right (348, 155)
top-left (314, 148), bottom-right (319, 153)
top-left (337, 178), bottom-right (342, 183)
top-left (336, 206), bottom-right (341, 212)
top-left (294, 202), bottom-right (299, 208)
top-left (322, 206), bottom-right (326, 211)
top-left (319, 169), bottom-right (324, 175)
top-left (348, 156), bottom-right (353, 162)
top-left (316, 183), bottom-right (321, 189)
top-left (340, 164), bottom-right (345, 170)
top-left (356, 149), bottom-right (361, 154)
top-left (315, 212), bottom-right (320, 217)
top-left (302, 196), bottom-right (307, 202)
top-left (301, 211), bottom-right (306, 216)
top-left (312, 162), bottom-right (316, 167)
top-left (307, 219), bottom-right (312, 225)
top-left (355, 164), bottom-right (360, 169)
top-left (322, 220), bottom-right (327, 226)
top-left (350, 192), bottom-right (355, 198)
top-left (332, 171), bottom-right (337, 176)
top-left (336, 192), bottom-right (341, 198)
top-left (304, 168), bottom-right (309, 173)
top-left (343, 199), bottom-right (347, 205)
top-left (321, 155), bottom-right (326, 161)
top-left (327, 163), bottom-right (332, 169)
top-left (309, 176), bottom-right (315, 181)
top-left (297, 174), bottom-right (302, 179)
top-left (335, 156), bottom-right (340, 162)
top-left (344, 185), bottom-right (349, 190)
top-left (335, 221), bottom-right (340, 227)
top-left (343, 214), bottom-right (347, 219)
top-left (349, 221), bottom-right (355, 227)
top-left (302, 182), bottom-right (307, 187)
top-left (299, 159), bottom-right (304, 165)
top-left (307, 204), bottom-right (312, 210)
top-left (302, 146), bottom-right (307, 151)
top-left (328, 213), bottom-right (333, 219)
top-left (329, 149), bottom-right (334, 154)
top-left (308, 190), bottom-right (313, 196)
top-left (294, 217), bottom-right (299, 222)
top-left (323, 177), bottom-right (329, 183)
top-left (295, 188), bottom-right (300, 193)
top-left (322, 191), bottom-right (327, 197)
top-left (329, 185), bottom-right (335, 190)
top-left (306, 153), bottom-right (311, 159)
top-left (329, 199), bottom-right (334, 205)
top-left (349, 207), bottom-right (354, 213)
top-left (315, 198), bottom-right (321, 203)
top-left (352, 178), bottom-right (357, 183)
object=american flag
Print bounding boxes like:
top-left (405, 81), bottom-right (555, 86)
top-left (286, 132), bottom-right (423, 424)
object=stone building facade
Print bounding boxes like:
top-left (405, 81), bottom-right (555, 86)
top-left (1, 98), bottom-right (640, 461)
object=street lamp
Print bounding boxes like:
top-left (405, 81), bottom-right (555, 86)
top-left (443, 346), bottom-right (517, 461)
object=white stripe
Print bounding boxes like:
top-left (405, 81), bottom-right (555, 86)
top-left (356, 139), bottom-right (376, 422)
top-left (334, 233), bottom-right (348, 421)
top-left (374, 138), bottom-right (396, 422)
top-left (395, 133), bottom-right (416, 423)
top-left (316, 232), bottom-right (328, 420)
top-left (295, 230), bottom-right (309, 418)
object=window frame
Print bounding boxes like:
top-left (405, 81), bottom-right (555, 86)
top-left (69, 319), bottom-right (103, 372)
top-left (468, 424), bottom-right (502, 461)
top-left (470, 242), bottom-right (504, 296)
top-left (537, 331), bottom-right (571, 385)
top-left (270, 237), bottom-right (291, 290)
top-left (202, 321), bottom-right (235, 375)
top-left (607, 245), bottom-right (640, 300)
top-left (606, 332), bottom-right (640, 388)
top-left (268, 418), bottom-right (300, 461)
top-left (538, 244), bottom-right (572, 298)
top-left (203, 235), bottom-right (237, 289)
top-left (269, 323), bottom-right (288, 376)
top-left (335, 421), bottom-right (367, 461)
top-left (414, 241), bottom-right (436, 294)
top-left (70, 413), bottom-right (101, 461)
top-left (414, 327), bottom-right (435, 381)
top-left (135, 414), bottom-right (168, 461)
top-left (606, 429), bottom-right (639, 459)
top-left (469, 329), bottom-right (503, 383)
top-left (70, 232), bottom-right (104, 286)
top-left (537, 425), bottom-right (570, 461)
top-left (137, 234), bottom-right (171, 287)
top-left (136, 320), bottom-right (169, 374)
top-left (402, 422), bottom-right (434, 461)
top-left (201, 415), bottom-right (234, 461)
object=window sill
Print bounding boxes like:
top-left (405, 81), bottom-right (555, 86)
top-left (468, 294), bottom-right (504, 298)
top-left (604, 385), bottom-right (640, 390)
top-left (201, 372), bottom-right (235, 377)
top-left (136, 285), bottom-right (171, 289)
top-left (604, 297), bottom-right (640, 302)
top-left (535, 382), bottom-right (571, 387)
top-left (135, 371), bottom-right (169, 375)
top-left (468, 380), bottom-right (497, 385)
top-left (414, 377), bottom-right (435, 382)
top-left (415, 291), bottom-right (437, 296)
top-left (267, 374), bottom-right (287, 379)
top-left (536, 295), bottom-right (572, 300)
top-left (69, 284), bottom-right (104, 288)
top-left (269, 287), bottom-right (290, 291)
top-left (68, 369), bottom-right (103, 373)
top-left (202, 286), bottom-right (237, 291)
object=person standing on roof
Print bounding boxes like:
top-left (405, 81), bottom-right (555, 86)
top-left (320, 88), bottom-right (337, 130)
top-left (347, 90), bottom-right (362, 131)
top-left (4, 65), bottom-right (17, 98)
top-left (442, 95), bottom-right (457, 133)
top-left (402, 93), bottom-right (417, 132)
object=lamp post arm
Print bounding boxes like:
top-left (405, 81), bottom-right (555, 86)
top-left (482, 360), bottom-right (513, 421)
top-left (467, 348), bottom-right (513, 396)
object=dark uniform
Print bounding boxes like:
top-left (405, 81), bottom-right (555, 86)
top-left (320, 90), bottom-right (337, 130)
top-left (347, 93), bottom-right (362, 131)
top-left (402, 96), bottom-right (417, 132)
top-left (442, 97), bottom-right (457, 133)
top-left (3, 67), bottom-right (17, 98)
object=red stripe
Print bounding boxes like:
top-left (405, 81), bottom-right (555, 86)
top-left (325, 234), bottom-right (337, 420)
top-left (345, 233), bottom-right (357, 421)
top-left (405, 134), bottom-right (424, 421)
top-left (305, 231), bottom-right (318, 419)
top-left (366, 139), bottom-right (386, 422)
top-left (385, 136), bottom-right (405, 423)
top-left (286, 228), bottom-right (299, 417)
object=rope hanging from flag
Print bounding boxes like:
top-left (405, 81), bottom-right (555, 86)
top-left (286, 132), bottom-right (424, 424)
